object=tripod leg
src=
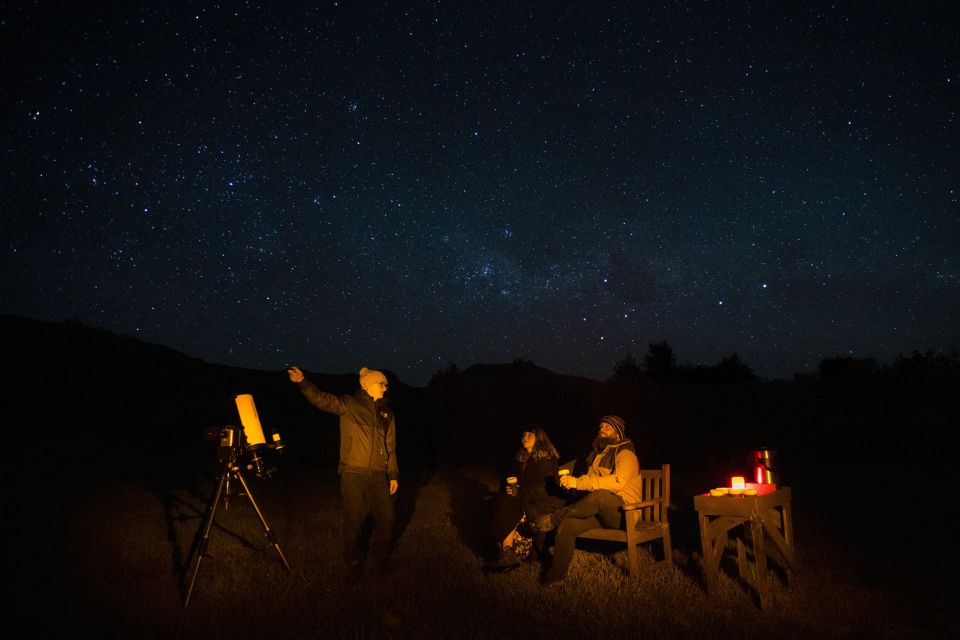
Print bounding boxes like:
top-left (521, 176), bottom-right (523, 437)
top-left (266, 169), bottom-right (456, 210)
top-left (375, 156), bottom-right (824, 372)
top-left (183, 462), bottom-right (230, 607)
top-left (224, 472), bottom-right (231, 510)
top-left (234, 470), bottom-right (292, 571)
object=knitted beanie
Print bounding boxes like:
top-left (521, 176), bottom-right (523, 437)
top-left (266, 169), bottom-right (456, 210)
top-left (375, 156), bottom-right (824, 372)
top-left (600, 415), bottom-right (626, 440)
top-left (359, 367), bottom-right (387, 387)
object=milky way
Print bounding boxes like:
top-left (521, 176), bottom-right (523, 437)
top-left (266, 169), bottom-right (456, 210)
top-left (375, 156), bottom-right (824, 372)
top-left (2, 2), bottom-right (957, 384)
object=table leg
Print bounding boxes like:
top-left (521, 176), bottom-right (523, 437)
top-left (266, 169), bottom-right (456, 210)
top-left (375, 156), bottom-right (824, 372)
top-left (698, 512), bottom-right (719, 596)
top-left (761, 506), bottom-right (798, 581)
top-left (736, 536), bottom-right (747, 577)
top-left (782, 503), bottom-right (795, 584)
top-left (750, 515), bottom-right (770, 609)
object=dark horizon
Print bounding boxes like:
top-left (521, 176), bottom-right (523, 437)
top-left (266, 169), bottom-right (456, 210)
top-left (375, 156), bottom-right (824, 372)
top-left (5, 309), bottom-right (956, 473)
top-left (3, 312), bottom-right (956, 392)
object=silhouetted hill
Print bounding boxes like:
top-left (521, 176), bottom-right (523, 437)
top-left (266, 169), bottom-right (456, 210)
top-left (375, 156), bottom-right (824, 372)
top-left (423, 361), bottom-right (603, 470)
top-left (0, 315), bottom-right (426, 473)
top-left (3, 314), bottom-right (957, 499)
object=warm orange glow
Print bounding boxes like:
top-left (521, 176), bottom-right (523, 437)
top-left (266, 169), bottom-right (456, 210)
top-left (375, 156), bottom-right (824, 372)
top-left (235, 394), bottom-right (267, 446)
top-left (730, 476), bottom-right (745, 490)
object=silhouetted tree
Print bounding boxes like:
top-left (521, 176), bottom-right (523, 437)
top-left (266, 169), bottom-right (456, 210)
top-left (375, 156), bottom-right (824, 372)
top-left (714, 353), bottom-right (756, 382)
top-left (818, 356), bottom-right (876, 379)
top-left (429, 363), bottom-right (459, 386)
top-left (888, 349), bottom-right (959, 376)
top-left (643, 341), bottom-right (676, 382)
top-left (610, 350), bottom-right (641, 378)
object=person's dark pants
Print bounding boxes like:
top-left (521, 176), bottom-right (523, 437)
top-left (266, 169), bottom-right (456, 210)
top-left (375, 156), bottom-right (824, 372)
top-left (340, 470), bottom-right (395, 567)
top-left (543, 490), bottom-right (623, 581)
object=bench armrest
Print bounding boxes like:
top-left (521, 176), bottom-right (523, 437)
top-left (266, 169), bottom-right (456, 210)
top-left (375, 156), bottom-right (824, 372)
top-left (622, 498), bottom-right (663, 511)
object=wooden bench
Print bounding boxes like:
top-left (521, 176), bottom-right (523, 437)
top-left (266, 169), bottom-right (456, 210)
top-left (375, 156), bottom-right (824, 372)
top-left (576, 463), bottom-right (673, 577)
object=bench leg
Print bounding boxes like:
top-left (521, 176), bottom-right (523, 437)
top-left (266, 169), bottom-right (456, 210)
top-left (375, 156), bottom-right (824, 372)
top-left (663, 526), bottom-right (673, 566)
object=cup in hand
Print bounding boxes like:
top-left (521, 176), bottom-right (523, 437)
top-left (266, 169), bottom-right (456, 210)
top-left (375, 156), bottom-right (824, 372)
top-left (506, 476), bottom-right (518, 495)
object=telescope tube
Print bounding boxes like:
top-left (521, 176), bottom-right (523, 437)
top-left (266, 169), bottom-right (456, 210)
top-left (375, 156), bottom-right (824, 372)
top-left (235, 394), bottom-right (267, 447)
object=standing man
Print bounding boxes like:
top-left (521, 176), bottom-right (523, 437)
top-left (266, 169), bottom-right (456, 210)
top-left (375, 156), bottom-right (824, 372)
top-left (541, 415), bottom-right (641, 584)
top-left (288, 365), bottom-right (399, 577)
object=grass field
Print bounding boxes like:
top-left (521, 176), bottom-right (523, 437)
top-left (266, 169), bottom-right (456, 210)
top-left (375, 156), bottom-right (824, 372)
top-left (12, 441), bottom-right (956, 640)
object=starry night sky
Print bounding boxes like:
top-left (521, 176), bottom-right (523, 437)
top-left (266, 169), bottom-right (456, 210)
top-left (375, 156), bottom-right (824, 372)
top-left (2, 2), bottom-right (957, 385)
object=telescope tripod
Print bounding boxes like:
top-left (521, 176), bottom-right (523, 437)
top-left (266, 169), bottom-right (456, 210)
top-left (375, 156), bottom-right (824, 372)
top-left (183, 451), bottom-right (291, 607)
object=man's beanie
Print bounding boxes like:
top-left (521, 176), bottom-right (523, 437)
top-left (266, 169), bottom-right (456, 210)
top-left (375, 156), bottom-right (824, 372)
top-left (359, 367), bottom-right (386, 386)
top-left (600, 415), bottom-right (626, 440)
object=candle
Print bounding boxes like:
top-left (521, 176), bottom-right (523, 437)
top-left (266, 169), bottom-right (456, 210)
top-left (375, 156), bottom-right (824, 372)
top-left (731, 476), bottom-right (745, 490)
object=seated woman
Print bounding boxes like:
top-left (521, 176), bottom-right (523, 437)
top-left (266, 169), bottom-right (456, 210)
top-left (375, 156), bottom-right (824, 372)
top-left (486, 425), bottom-right (568, 571)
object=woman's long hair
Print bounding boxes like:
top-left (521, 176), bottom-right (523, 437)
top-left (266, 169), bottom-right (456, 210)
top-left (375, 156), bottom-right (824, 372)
top-left (516, 425), bottom-right (560, 463)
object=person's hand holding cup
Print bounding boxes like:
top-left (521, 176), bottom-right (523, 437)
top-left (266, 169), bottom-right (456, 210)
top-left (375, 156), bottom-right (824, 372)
top-left (558, 470), bottom-right (577, 490)
top-left (505, 476), bottom-right (519, 496)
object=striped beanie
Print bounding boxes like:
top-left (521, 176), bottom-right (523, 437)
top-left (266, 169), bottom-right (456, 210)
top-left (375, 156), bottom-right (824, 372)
top-left (599, 415), bottom-right (626, 440)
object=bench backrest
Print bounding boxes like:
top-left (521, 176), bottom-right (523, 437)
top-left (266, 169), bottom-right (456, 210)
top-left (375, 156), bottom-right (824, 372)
top-left (634, 464), bottom-right (670, 525)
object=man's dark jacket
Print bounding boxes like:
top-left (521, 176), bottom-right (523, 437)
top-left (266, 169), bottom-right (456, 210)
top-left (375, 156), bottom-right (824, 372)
top-left (297, 379), bottom-right (399, 481)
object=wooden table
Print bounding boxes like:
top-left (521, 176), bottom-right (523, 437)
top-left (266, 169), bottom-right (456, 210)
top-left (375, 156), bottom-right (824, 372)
top-left (694, 486), bottom-right (798, 609)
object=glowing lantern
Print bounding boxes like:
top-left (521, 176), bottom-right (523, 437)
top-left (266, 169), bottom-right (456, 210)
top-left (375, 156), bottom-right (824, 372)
top-left (730, 476), bottom-right (745, 491)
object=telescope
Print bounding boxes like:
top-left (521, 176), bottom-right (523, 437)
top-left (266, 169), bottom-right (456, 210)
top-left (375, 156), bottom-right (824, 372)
top-left (217, 393), bottom-right (285, 479)
top-left (185, 393), bottom-right (290, 607)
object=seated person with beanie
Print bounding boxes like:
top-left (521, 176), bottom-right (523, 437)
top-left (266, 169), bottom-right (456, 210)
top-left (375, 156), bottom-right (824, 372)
top-left (541, 415), bottom-right (641, 584)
